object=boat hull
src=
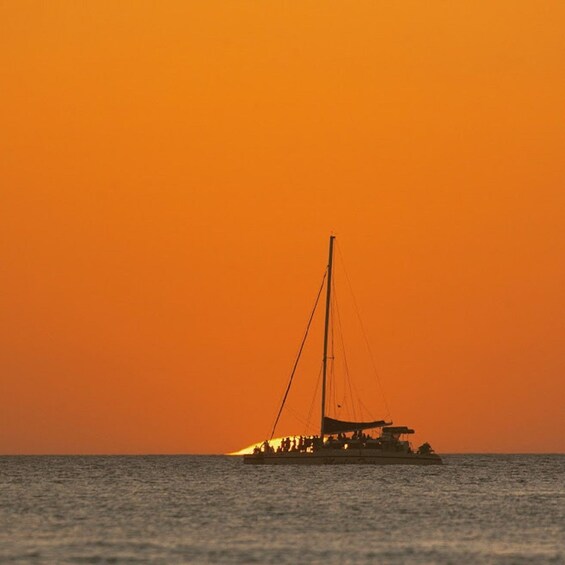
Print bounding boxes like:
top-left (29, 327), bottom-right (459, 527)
top-left (243, 449), bottom-right (442, 465)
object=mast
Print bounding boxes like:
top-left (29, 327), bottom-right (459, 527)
top-left (320, 235), bottom-right (335, 440)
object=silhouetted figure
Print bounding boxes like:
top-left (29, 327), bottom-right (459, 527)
top-left (418, 442), bottom-right (433, 455)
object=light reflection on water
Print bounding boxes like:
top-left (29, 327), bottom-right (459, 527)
top-left (0, 455), bottom-right (563, 564)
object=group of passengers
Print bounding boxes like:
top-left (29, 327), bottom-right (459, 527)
top-left (276, 436), bottom-right (316, 453)
top-left (275, 433), bottom-right (376, 452)
top-left (253, 437), bottom-right (316, 455)
top-left (252, 433), bottom-right (434, 456)
top-left (253, 432), bottom-right (383, 455)
top-left (324, 431), bottom-right (376, 448)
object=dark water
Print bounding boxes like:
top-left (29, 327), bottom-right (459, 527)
top-left (1, 455), bottom-right (563, 564)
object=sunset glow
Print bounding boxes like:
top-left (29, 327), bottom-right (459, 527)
top-left (2, 2), bottom-right (564, 455)
top-left (228, 437), bottom-right (291, 457)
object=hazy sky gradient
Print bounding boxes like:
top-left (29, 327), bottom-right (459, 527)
top-left (1, 1), bottom-right (564, 454)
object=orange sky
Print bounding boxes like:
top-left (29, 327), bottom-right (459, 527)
top-left (1, 2), bottom-right (564, 454)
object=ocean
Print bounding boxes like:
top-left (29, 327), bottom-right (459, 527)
top-left (1, 455), bottom-right (563, 564)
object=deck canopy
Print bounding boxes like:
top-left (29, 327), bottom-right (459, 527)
top-left (382, 426), bottom-right (415, 435)
top-left (323, 417), bottom-right (392, 434)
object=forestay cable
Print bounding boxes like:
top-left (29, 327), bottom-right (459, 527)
top-left (269, 270), bottom-right (327, 440)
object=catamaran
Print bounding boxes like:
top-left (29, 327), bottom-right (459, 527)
top-left (244, 236), bottom-right (442, 465)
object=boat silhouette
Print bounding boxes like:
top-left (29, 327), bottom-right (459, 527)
top-left (244, 236), bottom-right (442, 465)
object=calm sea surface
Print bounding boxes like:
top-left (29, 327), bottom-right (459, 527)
top-left (1, 455), bottom-right (563, 564)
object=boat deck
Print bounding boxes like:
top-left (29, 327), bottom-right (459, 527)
top-left (243, 448), bottom-right (443, 465)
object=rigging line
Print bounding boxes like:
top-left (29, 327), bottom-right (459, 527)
top-left (305, 362), bottom-right (324, 436)
top-left (333, 274), bottom-right (379, 422)
top-left (336, 241), bottom-right (393, 421)
top-left (331, 283), bottom-right (348, 415)
top-left (285, 405), bottom-right (315, 429)
top-left (332, 278), bottom-right (359, 422)
top-left (331, 281), bottom-right (346, 414)
top-left (269, 269), bottom-right (328, 440)
top-left (335, 271), bottom-right (384, 421)
top-left (332, 287), bottom-right (352, 417)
